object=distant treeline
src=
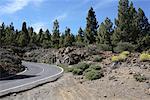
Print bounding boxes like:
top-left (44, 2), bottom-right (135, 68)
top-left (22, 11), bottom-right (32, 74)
top-left (0, 0), bottom-right (149, 52)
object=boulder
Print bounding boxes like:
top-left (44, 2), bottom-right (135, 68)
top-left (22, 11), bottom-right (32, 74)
top-left (56, 47), bottom-right (89, 65)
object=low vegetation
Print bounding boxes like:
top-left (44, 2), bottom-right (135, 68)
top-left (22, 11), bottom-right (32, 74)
top-left (93, 56), bottom-right (103, 62)
top-left (65, 62), bottom-right (104, 80)
top-left (85, 69), bottom-right (103, 80)
top-left (111, 51), bottom-right (129, 62)
top-left (133, 73), bottom-right (147, 82)
top-left (120, 51), bottom-right (130, 56)
top-left (140, 53), bottom-right (150, 62)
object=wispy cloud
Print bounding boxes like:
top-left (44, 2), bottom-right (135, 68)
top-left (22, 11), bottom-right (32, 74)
top-left (31, 22), bottom-right (47, 33)
top-left (52, 13), bottom-right (67, 22)
top-left (0, 0), bottom-right (45, 15)
top-left (94, 0), bottom-right (118, 10)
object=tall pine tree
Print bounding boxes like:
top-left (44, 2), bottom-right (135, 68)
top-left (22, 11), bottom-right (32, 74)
top-left (76, 27), bottom-right (84, 43)
top-left (18, 22), bottom-right (30, 46)
top-left (113, 0), bottom-right (131, 43)
top-left (64, 27), bottom-right (74, 47)
top-left (97, 17), bottom-right (114, 52)
top-left (51, 20), bottom-right (60, 48)
top-left (85, 7), bottom-right (98, 44)
top-left (136, 8), bottom-right (150, 51)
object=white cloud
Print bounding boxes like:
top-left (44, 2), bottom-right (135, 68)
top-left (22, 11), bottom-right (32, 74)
top-left (52, 13), bottom-right (67, 22)
top-left (31, 22), bottom-right (47, 33)
top-left (0, 0), bottom-right (45, 15)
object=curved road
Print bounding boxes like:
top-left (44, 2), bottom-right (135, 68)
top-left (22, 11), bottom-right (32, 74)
top-left (0, 61), bottom-right (63, 97)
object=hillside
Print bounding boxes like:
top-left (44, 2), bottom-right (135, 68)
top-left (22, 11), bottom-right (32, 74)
top-left (0, 48), bottom-right (24, 78)
top-left (1, 47), bottom-right (150, 100)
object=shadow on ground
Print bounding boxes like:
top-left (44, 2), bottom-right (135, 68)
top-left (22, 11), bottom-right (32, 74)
top-left (0, 75), bottom-right (37, 81)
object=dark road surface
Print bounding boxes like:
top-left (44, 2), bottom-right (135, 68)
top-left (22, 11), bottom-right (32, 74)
top-left (0, 61), bottom-right (63, 96)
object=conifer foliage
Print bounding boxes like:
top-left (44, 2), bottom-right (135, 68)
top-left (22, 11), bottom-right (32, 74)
top-left (85, 7), bottom-right (98, 44)
top-left (0, 0), bottom-right (149, 51)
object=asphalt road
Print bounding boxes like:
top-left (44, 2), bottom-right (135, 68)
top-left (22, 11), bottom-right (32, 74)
top-left (0, 61), bottom-right (63, 96)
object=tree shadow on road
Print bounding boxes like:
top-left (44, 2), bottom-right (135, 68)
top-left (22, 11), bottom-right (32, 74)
top-left (0, 74), bottom-right (37, 81)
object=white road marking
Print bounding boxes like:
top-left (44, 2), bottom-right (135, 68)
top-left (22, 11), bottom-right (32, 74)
top-left (0, 64), bottom-right (63, 93)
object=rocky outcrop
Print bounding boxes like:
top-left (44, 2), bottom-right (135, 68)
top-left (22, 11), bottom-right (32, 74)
top-left (56, 47), bottom-right (89, 65)
top-left (0, 48), bottom-right (24, 78)
top-left (23, 48), bottom-right (58, 64)
top-left (24, 47), bottom-right (90, 65)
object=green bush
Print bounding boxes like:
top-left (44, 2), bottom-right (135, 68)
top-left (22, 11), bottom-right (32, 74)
top-left (72, 68), bottom-right (82, 75)
top-left (120, 51), bottom-right (130, 56)
top-left (76, 63), bottom-right (90, 71)
top-left (89, 65), bottom-right (101, 70)
top-left (85, 70), bottom-right (104, 80)
top-left (83, 68), bottom-right (93, 75)
top-left (96, 44), bottom-right (112, 51)
top-left (118, 54), bottom-right (127, 61)
top-left (140, 53), bottom-right (150, 62)
top-left (114, 42), bottom-right (135, 53)
top-left (111, 56), bottom-right (120, 62)
top-left (133, 73), bottom-right (147, 82)
top-left (111, 54), bottom-right (127, 62)
top-left (69, 63), bottom-right (90, 75)
top-left (73, 42), bottom-right (86, 48)
top-left (93, 56), bottom-right (103, 62)
top-left (67, 67), bottom-right (74, 72)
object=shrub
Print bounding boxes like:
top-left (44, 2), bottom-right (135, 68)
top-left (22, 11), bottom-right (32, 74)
top-left (89, 65), bottom-right (101, 70)
top-left (114, 42), bottom-right (135, 53)
top-left (118, 54), bottom-right (127, 61)
top-left (83, 68), bottom-right (93, 75)
top-left (72, 68), bottom-right (82, 75)
top-left (140, 53), bottom-right (150, 62)
top-left (120, 51), bottom-right (130, 56)
top-left (111, 54), bottom-right (127, 62)
top-left (76, 63), bottom-right (90, 71)
top-left (67, 67), bottom-right (74, 72)
top-left (70, 63), bottom-right (90, 75)
top-left (111, 56), bottom-right (120, 62)
top-left (96, 44), bottom-right (112, 51)
top-left (85, 70), bottom-right (104, 80)
top-left (133, 73), bottom-right (147, 82)
top-left (86, 45), bottom-right (99, 55)
top-left (73, 42), bottom-right (86, 48)
top-left (93, 56), bottom-right (103, 62)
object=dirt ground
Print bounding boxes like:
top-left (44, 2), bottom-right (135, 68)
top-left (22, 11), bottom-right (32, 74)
top-left (1, 49), bottom-right (150, 100)
top-left (1, 66), bottom-right (150, 100)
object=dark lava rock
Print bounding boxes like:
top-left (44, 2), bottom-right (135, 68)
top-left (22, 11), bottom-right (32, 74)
top-left (0, 48), bottom-right (24, 78)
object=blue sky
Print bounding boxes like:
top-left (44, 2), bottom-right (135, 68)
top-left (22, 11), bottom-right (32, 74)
top-left (0, 0), bottom-right (149, 34)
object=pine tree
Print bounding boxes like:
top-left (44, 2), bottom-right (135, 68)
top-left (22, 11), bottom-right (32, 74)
top-left (37, 28), bottom-right (44, 45)
top-left (128, 2), bottom-right (139, 43)
top-left (59, 33), bottom-right (65, 47)
top-left (0, 22), bottom-right (5, 46)
top-left (64, 27), bottom-right (74, 47)
top-left (76, 27), bottom-right (84, 43)
top-left (113, 0), bottom-right (131, 43)
top-left (28, 27), bottom-right (34, 44)
top-left (42, 29), bottom-right (51, 48)
top-left (85, 7), bottom-right (98, 44)
top-left (97, 17), bottom-right (114, 52)
top-left (28, 27), bottom-right (37, 45)
top-left (22, 22), bottom-right (30, 43)
top-left (18, 22), bottom-right (30, 46)
top-left (51, 20), bottom-right (60, 48)
top-left (4, 26), bottom-right (14, 45)
top-left (136, 8), bottom-right (150, 51)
